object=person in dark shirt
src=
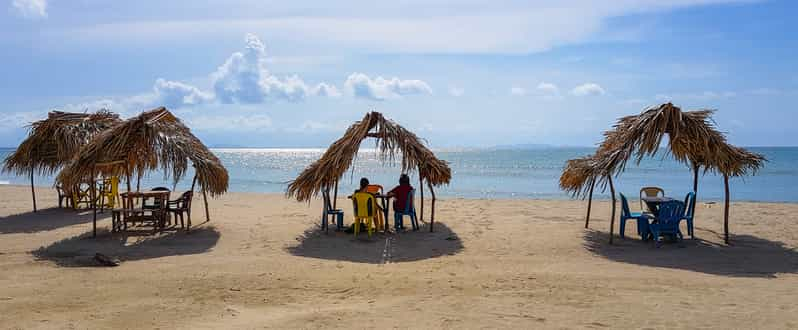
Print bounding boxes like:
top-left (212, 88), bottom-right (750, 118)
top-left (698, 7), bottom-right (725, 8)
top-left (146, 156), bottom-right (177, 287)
top-left (387, 174), bottom-right (413, 229)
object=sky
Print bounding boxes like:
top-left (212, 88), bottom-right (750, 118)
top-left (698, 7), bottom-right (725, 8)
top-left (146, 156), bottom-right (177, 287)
top-left (1, 0), bottom-right (796, 148)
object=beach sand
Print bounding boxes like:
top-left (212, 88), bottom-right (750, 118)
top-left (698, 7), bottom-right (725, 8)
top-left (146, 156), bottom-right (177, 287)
top-left (1, 185), bottom-right (797, 329)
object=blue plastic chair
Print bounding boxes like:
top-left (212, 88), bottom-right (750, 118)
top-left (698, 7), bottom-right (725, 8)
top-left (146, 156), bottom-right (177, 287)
top-left (619, 193), bottom-right (653, 239)
top-left (321, 189), bottom-right (344, 233)
top-left (394, 189), bottom-right (418, 231)
top-left (648, 200), bottom-right (685, 246)
top-left (681, 192), bottom-right (696, 238)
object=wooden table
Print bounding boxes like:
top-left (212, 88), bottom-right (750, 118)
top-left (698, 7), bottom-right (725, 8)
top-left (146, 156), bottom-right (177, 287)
top-left (641, 196), bottom-right (675, 217)
top-left (118, 191), bottom-right (171, 231)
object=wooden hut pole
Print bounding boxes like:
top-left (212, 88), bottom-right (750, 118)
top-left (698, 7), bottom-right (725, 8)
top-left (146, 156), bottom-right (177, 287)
top-left (91, 167), bottom-right (97, 238)
top-left (202, 187), bottom-right (210, 222)
top-left (125, 166), bottom-right (132, 193)
top-left (585, 178), bottom-right (595, 229)
top-left (30, 168), bottom-right (37, 212)
top-left (692, 162), bottom-right (700, 194)
top-left (418, 169), bottom-right (424, 222)
top-left (136, 173), bottom-right (141, 192)
top-left (332, 180), bottom-right (339, 209)
top-left (191, 174), bottom-right (198, 192)
top-left (608, 175), bottom-right (617, 244)
top-left (723, 174), bottom-right (730, 244)
top-left (427, 181), bottom-right (436, 232)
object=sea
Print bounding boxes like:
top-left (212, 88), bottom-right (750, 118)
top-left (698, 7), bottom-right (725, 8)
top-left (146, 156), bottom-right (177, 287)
top-left (1, 147), bottom-right (796, 202)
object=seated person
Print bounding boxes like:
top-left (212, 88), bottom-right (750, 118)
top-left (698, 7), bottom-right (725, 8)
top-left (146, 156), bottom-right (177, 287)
top-left (353, 177), bottom-right (384, 230)
top-left (387, 174), bottom-right (414, 229)
top-left (356, 177), bottom-right (370, 194)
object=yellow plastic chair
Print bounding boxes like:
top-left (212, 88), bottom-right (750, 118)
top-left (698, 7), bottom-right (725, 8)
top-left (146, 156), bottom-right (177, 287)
top-left (364, 184), bottom-right (384, 231)
top-left (99, 176), bottom-right (119, 209)
top-left (352, 192), bottom-right (377, 237)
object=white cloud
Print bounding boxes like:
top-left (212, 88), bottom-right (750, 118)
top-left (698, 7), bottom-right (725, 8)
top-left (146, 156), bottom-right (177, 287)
top-left (313, 83), bottom-right (342, 98)
top-left (50, 1), bottom-right (750, 54)
top-left (510, 87), bottom-right (527, 96)
top-left (571, 83), bottom-right (606, 96)
top-left (211, 33), bottom-right (325, 103)
top-left (0, 110), bottom-right (43, 130)
top-left (153, 78), bottom-right (213, 108)
top-left (536, 82), bottom-right (561, 98)
top-left (12, 0), bottom-right (46, 19)
top-left (448, 86), bottom-right (465, 97)
top-left (344, 73), bottom-right (432, 101)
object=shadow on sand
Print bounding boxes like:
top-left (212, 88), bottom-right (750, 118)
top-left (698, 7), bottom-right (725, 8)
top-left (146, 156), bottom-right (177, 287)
top-left (287, 222), bottom-right (464, 264)
top-left (583, 229), bottom-right (798, 278)
top-left (0, 207), bottom-right (110, 234)
top-left (32, 225), bottom-right (220, 267)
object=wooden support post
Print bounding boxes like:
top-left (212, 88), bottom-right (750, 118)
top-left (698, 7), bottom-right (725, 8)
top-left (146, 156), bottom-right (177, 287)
top-left (30, 168), bottom-right (37, 212)
top-left (332, 180), bottom-right (339, 210)
top-left (419, 175), bottom-right (424, 222)
top-left (202, 187), bottom-right (210, 222)
top-left (191, 174), bottom-right (198, 192)
top-left (91, 167), bottom-right (97, 238)
top-left (692, 163), bottom-right (700, 195)
top-left (427, 181), bottom-right (436, 232)
top-left (136, 173), bottom-right (141, 192)
top-left (723, 174), bottom-right (730, 244)
top-left (585, 178), bottom-right (595, 229)
top-left (125, 168), bottom-right (132, 194)
top-left (608, 176), bottom-right (616, 244)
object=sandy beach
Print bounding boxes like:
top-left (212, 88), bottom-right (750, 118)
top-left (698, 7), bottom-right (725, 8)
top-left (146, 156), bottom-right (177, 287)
top-left (1, 185), bottom-right (797, 329)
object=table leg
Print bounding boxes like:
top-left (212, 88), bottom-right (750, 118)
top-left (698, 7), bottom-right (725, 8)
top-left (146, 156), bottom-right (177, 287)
top-left (382, 197), bottom-right (389, 234)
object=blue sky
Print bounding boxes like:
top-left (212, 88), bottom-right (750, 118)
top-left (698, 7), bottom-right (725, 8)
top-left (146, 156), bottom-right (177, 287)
top-left (1, 0), bottom-right (796, 148)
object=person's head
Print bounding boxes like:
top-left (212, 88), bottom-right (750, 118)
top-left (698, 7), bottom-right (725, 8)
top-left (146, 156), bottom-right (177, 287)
top-left (359, 177), bottom-right (370, 190)
top-left (399, 174), bottom-right (410, 186)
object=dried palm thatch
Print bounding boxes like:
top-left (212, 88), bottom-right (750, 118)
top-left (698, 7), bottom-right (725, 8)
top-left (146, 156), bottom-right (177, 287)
top-left (3, 110), bottom-right (121, 176)
top-left (597, 103), bottom-right (765, 178)
top-left (2, 110), bottom-right (121, 211)
top-left (57, 107), bottom-right (229, 196)
top-left (561, 102), bottom-right (766, 244)
top-left (286, 111), bottom-right (451, 231)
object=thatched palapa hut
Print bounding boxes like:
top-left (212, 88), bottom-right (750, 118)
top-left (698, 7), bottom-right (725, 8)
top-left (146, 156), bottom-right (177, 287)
top-left (2, 110), bottom-right (121, 212)
top-left (57, 107), bottom-right (229, 236)
top-left (560, 103), bottom-right (765, 244)
top-left (287, 111), bottom-right (451, 232)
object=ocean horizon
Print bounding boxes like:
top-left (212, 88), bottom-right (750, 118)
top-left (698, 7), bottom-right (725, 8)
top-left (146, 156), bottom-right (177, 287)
top-left (2, 146), bottom-right (796, 203)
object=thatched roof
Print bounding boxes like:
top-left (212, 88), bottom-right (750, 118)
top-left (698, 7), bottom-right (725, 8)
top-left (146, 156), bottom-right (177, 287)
top-left (560, 103), bottom-right (766, 198)
top-left (57, 107), bottom-right (229, 196)
top-left (287, 111), bottom-right (451, 202)
top-left (597, 103), bottom-right (765, 177)
top-left (2, 110), bottom-right (121, 176)
top-left (559, 156), bottom-right (601, 198)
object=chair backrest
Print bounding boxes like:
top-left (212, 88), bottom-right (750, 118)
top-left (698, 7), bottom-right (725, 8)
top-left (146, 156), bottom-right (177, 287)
top-left (619, 193), bottom-right (632, 218)
top-left (640, 186), bottom-right (665, 199)
top-left (352, 192), bottom-right (375, 217)
top-left (403, 189), bottom-right (415, 213)
top-left (365, 184), bottom-right (383, 195)
top-left (657, 200), bottom-right (685, 229)
top-left (181, 191), bottom-right (193, 209)
top-left (683, 191), bottom-right (696, 218)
